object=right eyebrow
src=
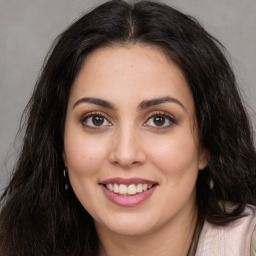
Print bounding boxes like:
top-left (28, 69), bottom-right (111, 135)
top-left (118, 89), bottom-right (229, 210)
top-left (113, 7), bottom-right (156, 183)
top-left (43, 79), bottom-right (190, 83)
top-left (72, 97), bottom-right (116, 110)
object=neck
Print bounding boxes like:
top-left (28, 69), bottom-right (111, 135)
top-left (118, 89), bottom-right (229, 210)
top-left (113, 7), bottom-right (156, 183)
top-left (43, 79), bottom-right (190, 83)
top-left (97, 206), bottom-right (198, 256)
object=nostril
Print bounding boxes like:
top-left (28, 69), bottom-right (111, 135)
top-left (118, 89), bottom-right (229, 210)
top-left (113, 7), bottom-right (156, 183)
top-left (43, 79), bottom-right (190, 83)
top-left (108, 138), bottom-right (146, 167)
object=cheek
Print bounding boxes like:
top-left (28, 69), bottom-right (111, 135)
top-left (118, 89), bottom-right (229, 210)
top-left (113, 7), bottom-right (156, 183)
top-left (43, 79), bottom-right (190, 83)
top-left (148, 132), bottom-right (199, 176)
top-left (64, 133), bottom-right (111, 212)
top-left (64, 131), bottom-right (110, 177)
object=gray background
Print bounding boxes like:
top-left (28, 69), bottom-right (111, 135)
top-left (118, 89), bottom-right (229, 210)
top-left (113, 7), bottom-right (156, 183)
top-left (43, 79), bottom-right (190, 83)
top-left (0, 0), bottom-right (256, 193)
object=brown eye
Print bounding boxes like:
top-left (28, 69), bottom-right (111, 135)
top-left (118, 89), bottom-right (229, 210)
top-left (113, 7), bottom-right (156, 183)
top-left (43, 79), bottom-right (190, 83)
top-left (92, 116), bottom-right (104, 126)
top-left (144, 113), bottom-right (176, 128)
top-left (82, 114), bottom-right (111, 128)
top-left (153, 116), bottom-right (165, 126)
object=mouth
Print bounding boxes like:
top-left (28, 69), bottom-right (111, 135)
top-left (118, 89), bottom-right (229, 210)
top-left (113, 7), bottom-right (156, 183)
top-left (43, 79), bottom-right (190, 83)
top-left (100, 177), bottom-right (158, 196)
top-left (100, 178), bottom-right (158, 207)
top-left (103, 183), bottom-right (156, 196)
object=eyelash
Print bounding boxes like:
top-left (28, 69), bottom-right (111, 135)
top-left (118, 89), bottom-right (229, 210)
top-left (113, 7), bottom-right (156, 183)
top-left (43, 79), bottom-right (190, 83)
top-left (80, 111), bottom-right (176, 130)
top-left (80, 112), bottom-right (112, 129)
top-left (143, 111), bottom-right (177, 130)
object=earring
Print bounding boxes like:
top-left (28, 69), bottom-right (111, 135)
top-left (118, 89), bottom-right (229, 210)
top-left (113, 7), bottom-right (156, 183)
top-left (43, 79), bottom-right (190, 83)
top-left (209, 179), bottom-right (214, 190)
top-left (63, 168), bottom-right (69, 190)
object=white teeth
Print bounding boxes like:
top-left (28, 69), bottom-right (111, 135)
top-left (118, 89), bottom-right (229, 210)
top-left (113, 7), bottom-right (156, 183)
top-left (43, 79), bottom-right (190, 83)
top-left (113, 184), bottom-right (119, 193)
top-left (137, 184), bottom-right (143, 193)
top-left (119, 184), bottom-right (127, 195)
top-left (106, 184), bottom-right (113, 191)
top-left (142, 184), bottom-right (148, 191)
top-left (128, 184), bottom-right (137, 195)
top-left (105, 183), bottom-right (154, 195)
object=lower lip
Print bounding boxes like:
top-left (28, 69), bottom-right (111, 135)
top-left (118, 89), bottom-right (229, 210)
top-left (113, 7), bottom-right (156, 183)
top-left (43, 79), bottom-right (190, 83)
top-left (101, 185), bottom-right (157, 207)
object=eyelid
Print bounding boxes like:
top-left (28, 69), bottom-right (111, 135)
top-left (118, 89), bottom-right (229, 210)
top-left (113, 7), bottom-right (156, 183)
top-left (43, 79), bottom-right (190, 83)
top-left (143, 110), bottom-right (177, 128)
top-left (146, 111), bottom-right (176, 120)
top-left (80, 111), bottom-right (112, 128)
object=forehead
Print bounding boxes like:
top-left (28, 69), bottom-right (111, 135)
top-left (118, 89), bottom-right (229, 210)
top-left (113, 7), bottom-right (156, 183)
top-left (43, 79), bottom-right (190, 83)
top-left (69, 44), bottom-right (194, 110)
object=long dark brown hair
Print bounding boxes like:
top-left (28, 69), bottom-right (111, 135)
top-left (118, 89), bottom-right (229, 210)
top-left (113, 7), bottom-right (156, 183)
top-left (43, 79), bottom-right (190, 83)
top-left (1, 1), bottom-right (256, 255)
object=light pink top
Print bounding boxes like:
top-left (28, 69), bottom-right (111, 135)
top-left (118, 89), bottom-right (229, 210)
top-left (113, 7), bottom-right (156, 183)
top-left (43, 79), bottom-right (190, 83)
top-left (196, 205), bottom-right (256, 256)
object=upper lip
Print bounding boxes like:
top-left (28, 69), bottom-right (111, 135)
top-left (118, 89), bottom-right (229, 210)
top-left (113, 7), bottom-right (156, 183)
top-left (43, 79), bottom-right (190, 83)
top-left (100, 177), bottom-right (158, 186)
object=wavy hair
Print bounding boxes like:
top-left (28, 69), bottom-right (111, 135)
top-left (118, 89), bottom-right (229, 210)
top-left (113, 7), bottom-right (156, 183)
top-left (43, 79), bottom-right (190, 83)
top-left (1, 1), bottom-right (256, 255)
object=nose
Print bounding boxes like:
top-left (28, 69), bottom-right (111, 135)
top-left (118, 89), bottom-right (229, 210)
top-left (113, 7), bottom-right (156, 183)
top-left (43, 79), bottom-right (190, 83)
top-left (108, 125), bottom-right (146, 168)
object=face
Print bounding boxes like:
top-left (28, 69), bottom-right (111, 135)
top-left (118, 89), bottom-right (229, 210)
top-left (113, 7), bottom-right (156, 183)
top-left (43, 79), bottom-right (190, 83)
top-left (63, 44), bottom-right (208, 238)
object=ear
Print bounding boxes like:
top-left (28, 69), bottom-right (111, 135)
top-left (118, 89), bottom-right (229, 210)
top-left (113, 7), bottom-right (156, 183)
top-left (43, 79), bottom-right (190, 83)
top-left (198, 147), bottom-right (209, 170)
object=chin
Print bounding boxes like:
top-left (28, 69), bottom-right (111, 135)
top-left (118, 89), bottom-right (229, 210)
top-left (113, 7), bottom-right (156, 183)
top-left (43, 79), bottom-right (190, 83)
top-left (95, 212), bottom-right (157, 237)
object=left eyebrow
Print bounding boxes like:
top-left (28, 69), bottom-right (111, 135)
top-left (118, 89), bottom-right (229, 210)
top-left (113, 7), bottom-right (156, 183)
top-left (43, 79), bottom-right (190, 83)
top-left (138, 96), bottom-right (186, 111)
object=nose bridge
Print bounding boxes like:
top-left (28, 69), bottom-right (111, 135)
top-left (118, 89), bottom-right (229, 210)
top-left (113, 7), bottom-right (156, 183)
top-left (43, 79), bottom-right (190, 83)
top-left (110, 122), bottom-right (145, 167)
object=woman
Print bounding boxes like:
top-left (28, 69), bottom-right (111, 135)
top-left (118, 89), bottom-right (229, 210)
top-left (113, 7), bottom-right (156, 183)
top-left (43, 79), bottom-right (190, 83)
top-left (0, 1), bottom-right (256, 255)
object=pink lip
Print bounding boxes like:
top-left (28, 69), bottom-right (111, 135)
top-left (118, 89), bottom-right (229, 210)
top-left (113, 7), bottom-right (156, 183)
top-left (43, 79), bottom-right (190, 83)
top-left (100, 177), bottom-right (157, 186)
top-left (100, 177), bottom-right (158, 207)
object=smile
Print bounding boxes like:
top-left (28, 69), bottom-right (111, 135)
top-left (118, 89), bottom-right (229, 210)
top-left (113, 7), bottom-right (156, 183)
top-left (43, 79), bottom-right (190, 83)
top-left (100, 178), bottom-right (158, 206)
top-left (105, 183), bottom-right (154, 196)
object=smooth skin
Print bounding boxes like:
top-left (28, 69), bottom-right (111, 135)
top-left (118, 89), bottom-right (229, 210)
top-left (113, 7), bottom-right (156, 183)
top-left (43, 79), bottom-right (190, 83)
top-left (63, 44), bottom-right (208, 256)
